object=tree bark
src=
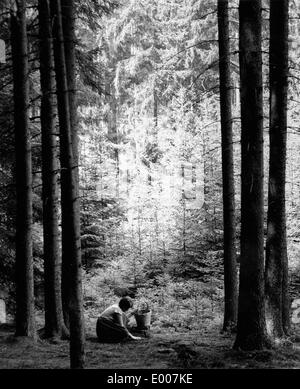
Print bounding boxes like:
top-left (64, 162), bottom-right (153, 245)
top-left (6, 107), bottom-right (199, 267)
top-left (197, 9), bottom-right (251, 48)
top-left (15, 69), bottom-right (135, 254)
top-left (51, 0), bottom-right (85, 368)
top-left (217, 0), bottom-right (238, 332)
top-left (153, 87), bottom-right (158, 128)
top-left (234, 0), bottom-right (270, 350)
top-left (265, 0), bottom-right (290, 339)
top-left (38, 0), bottom-right (66, 339)
top-left (60, 0), bottom-right (79, 331)
top-left (61, 0), bottom-right (85, 357)
top-left (11, 0), bottom-right (36, 338)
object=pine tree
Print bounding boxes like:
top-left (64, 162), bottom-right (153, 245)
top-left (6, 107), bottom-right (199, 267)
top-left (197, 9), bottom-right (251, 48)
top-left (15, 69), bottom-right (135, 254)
top-left (38, 0), bottom-right (66, 339)
top-left (60, 0), bottom-right (79, 331)
top-left (11, 0), bottom-right (36, 338)
top-left (265, 0), bottom-right (290, 338)
top-left (50, 0), bottom-right (85, 369)
top-left (217, 0), bottom-right (238, 332)
top-left (234, 0), bottom-right (270, 350)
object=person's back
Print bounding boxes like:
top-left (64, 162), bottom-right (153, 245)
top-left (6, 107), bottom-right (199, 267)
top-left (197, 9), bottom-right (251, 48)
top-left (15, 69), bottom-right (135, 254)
top-left (96, 297), bottom-right (141, 343)
top-left (99, 303), bottom-right (124, 322)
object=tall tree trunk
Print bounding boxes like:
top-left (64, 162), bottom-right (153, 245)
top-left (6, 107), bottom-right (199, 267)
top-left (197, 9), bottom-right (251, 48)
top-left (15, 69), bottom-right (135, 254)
top-left (11, 0), bottom-right (36, 338)
top-left (181, 165), bottom-right (186, 255)
top-left (38, 0), bottom-right (66, 339)
top-left (110, 91), bottom-right (120, 195)
top-left (51, 0), bottom-right (85, 369)
top-left (153, 87), bottom-right (158, 128)
top-left (60, 0), bottom-right (79, 331)
top-left (217, 0), bottom-right (238, 332)
top-left (202, 129), bottom-right (209, 220)
top-left (265, 0), bottom-right (290, 339)
top-left (234, 0), bottom-right (270, 350)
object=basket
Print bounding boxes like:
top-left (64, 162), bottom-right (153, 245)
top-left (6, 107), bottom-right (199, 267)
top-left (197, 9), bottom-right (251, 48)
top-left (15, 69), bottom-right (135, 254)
top-left (134, 310), bottom-right (152, 329)
top-left (134, 301), bottom-right (151, 329)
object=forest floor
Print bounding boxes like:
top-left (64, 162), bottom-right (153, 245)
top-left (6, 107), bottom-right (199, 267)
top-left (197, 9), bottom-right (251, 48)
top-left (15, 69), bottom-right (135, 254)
top-left (0, 320), bottom-right (300, 369)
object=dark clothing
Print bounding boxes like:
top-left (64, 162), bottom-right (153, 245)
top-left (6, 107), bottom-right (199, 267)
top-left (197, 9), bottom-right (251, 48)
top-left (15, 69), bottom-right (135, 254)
top-left (96, 316), bottom-right (128, 343)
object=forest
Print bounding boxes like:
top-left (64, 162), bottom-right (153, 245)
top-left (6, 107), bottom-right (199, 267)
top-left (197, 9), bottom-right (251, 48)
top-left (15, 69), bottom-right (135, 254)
top-left (0, 0), bottom-right (300, 370)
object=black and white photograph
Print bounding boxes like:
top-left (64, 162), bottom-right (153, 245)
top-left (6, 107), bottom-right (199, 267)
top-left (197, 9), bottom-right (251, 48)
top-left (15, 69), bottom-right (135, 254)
top-left (0, 0), bottom-right (300, 376)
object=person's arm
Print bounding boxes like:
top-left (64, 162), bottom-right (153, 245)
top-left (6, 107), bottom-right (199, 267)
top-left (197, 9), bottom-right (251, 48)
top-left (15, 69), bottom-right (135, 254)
top-left (126, 308), bottom-right (138, 319)
top-left (114, 312), bottom-right (141, 340)
top-left (125, 329), bottom-right (141, 340)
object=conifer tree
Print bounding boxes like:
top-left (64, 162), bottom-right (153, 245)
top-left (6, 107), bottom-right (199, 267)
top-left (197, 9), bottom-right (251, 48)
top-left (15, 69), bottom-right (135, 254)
top-left (217, 0), bottom-right (238, 332)
top-left (38, 0), bottom-right (66, 339)
top-left (234, 0), bottom-right (270, 350)
top-left (51, 0), bottom-right (85, 369)
top-left (11, 0), bottom-right (36, 338)
top-left (265, 0), bottom-right (290, 338)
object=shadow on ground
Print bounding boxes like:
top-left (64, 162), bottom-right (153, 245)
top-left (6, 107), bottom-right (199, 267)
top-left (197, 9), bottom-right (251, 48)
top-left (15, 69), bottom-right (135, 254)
top-left (0, 323), bottom-right (300, 369)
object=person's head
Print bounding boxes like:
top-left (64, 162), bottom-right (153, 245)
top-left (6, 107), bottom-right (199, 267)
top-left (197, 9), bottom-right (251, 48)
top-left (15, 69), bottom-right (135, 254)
top-left (119, 296), bottom-right (133, 312)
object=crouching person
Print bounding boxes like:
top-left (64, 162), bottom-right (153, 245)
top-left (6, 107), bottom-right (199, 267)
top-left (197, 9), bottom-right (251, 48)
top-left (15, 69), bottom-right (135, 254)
top-left (96, 296), bottom-right (141, 343)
